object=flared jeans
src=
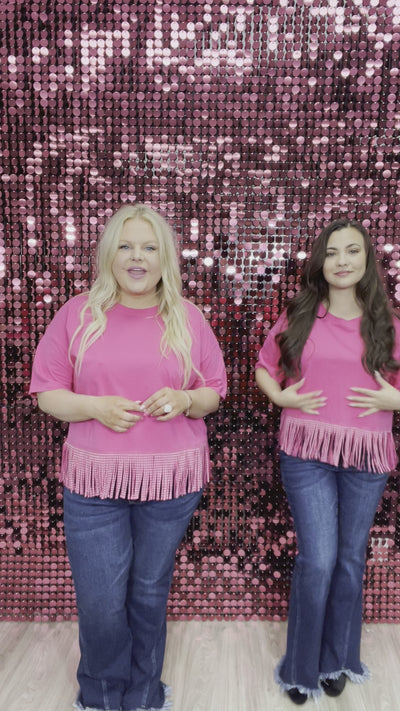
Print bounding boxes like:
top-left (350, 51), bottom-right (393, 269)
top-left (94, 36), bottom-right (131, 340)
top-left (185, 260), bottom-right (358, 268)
top-left (63, 486), bottom-right (203, 711)
top-left (276, 452), bottom-right (388, 699)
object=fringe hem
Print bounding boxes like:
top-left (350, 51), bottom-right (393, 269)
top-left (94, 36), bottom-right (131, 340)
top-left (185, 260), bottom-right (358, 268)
top-left (73, 702), bottom-right (119, 711)
top-left (280, 417), bottom-right (397, 474)
top-left (274, 658), bottom-right (323, 701)
top-left (320, 662), bottom-right (371, 685)
top-left (125, 683), bottom-right (173, 711)
top-left (73, 683), bottom-right (172, 711)
top-left (61, 442), bottom-right (210, 501)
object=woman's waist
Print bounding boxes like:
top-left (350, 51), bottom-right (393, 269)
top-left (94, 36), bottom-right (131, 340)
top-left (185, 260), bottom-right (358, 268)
top-left (66, 416), bottom-right (207, 454)
top-left (281, 406), bottom-right (393, 432)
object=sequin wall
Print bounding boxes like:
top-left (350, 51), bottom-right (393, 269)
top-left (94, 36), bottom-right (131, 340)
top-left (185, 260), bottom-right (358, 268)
top-left (1, 0), bottom-right (400, 622)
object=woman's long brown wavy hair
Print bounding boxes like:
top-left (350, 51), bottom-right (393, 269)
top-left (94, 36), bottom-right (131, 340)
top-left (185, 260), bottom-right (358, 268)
top-left (276, 218), bottom-right (400, 379)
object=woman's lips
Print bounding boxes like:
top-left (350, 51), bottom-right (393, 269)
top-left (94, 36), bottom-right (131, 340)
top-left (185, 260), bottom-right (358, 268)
top-left (128, 268), bottom-right (146, 279)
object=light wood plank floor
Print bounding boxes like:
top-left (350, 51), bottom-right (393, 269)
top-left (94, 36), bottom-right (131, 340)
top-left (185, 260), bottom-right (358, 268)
top-left (1, 620), bottom-right (399, 711)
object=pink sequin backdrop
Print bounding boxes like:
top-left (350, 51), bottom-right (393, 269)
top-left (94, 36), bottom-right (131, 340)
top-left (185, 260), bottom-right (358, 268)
top-left (1, 0), bottom-right (400, 622)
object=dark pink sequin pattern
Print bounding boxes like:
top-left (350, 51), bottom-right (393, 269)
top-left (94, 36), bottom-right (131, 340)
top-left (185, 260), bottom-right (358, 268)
top-left (1, 0), bottom-right (400, 621)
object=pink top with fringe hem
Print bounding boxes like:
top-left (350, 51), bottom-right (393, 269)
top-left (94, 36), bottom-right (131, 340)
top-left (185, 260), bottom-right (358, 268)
top-left (256, 305), bottom-right (400, 474)
top-left (30, 295), bottom-right (227, 500)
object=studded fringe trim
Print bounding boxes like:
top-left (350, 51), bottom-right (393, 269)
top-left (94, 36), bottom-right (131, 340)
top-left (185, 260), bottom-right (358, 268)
top-left (62, 441), bottom-right (210, 501)
top-left (280, 416), bottom-right (397, 474)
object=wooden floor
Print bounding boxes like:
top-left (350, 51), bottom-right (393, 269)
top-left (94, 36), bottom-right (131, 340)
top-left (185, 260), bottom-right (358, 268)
top-left (1, 620), bottom-right (399, 711)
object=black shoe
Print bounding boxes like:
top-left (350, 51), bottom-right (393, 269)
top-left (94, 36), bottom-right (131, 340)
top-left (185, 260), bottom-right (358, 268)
top-left (321, 673), bottom-right (347, 697)
top-left (287, 687), bottom-right (308, 705)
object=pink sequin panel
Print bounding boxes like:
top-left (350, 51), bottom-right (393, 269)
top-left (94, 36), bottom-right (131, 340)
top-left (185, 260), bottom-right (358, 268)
top-left (0, 0), bottom-right (399, 622)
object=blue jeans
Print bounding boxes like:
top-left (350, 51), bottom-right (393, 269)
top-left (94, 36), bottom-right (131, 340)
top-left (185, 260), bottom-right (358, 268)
top-left (63, 486), bottom-right (203, 711)
top-left (276, 452), bottom-right (388, 698)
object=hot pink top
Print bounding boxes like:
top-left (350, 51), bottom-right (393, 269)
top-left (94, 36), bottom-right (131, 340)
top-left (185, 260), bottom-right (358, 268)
top-left (30, 294), bottom-right (227, 500)
top-left (256, 304), bottom-right (400, 474)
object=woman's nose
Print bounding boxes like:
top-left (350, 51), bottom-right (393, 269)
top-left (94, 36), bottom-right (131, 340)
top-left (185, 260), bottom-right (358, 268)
top-left (130, 247), bottom-right (142, 260)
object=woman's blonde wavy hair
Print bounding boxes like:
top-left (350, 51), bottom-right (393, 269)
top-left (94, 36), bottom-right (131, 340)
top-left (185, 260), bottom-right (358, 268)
top-left (70, 203), bottom-right (198, 387)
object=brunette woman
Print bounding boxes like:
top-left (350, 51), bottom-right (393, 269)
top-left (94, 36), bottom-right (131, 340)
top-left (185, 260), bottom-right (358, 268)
top-left (256, 219), bottom-right (400, 704)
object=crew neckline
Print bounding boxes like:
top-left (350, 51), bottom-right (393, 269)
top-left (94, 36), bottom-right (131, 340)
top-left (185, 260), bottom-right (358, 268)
top-left (112, 302), bottom-right (159, 314)
top-left (318, 303), bottom-right (362, 322)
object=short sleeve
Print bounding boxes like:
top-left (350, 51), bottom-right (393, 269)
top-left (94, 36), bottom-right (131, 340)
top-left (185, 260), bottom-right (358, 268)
top-left (29, 299), bottom-right (80, 394)
top-left (188, 305), bottom-right (227, 398)
top-left (255, 311), bottom-right (288, 384)
top-left (390, 315), bottom-right (400, 389)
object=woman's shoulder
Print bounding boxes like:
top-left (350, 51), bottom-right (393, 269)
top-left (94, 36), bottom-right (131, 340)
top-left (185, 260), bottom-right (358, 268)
top-left (50, 293), bottom-right (90, 326)
top-left (181, 298), bottom-right (218, 340)
top-left (182, 298), bottom-right (206, 321)
top-left (268, 308), bottom-right (288, 335)
top-left (391, 308), bottom-right (400, 333)
top-left (71, 292), bottom-right (90, 306)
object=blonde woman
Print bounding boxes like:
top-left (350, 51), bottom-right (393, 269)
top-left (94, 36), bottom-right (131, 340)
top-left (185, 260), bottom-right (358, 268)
top-left (30, 204), bottom-right (227, 711)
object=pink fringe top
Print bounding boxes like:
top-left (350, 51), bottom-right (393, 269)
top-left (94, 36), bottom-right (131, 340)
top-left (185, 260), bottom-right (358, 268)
top-left (256, 305), bottom-right (400, 474)
top-left (30, 295), bottom-right (227, 500)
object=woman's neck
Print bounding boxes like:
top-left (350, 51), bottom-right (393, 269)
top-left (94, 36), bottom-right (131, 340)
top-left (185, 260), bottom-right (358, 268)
top-left (323, 290), bottom-right (363, 320)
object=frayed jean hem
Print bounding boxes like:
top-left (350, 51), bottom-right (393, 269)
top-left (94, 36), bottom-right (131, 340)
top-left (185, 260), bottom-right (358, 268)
top-left (73, 684), bottom-right (173, 711)
top-left (320, 663), bottom-right (371, 684)
top-left (274, 658), bottom-right (322, 701)
top-left (126, 685), bottom-right (173, 711)
top-left (73, 701), bottom-right (120, 711)
top-left (124, 685), bottom-right (173, 711)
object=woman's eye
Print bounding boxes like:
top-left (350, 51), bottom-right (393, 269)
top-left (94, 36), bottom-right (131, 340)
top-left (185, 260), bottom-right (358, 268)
top-left (119, 244), bottom-right (129, 250)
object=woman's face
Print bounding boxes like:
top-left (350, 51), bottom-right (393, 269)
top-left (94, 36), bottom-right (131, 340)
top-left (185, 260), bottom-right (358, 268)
top-left (322, 227), bottom-right (367, 294)
top-left (112, 218), bottom-right (162, 308)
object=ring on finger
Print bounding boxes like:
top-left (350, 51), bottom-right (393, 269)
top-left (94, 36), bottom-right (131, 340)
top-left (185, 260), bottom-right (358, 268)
top-left (163, 403), bottom-right (172, 414)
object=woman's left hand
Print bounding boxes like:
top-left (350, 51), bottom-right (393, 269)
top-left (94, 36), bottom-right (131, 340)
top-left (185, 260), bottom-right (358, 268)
top-left (141, 388), bottom-right (189, 420)
top-left (347, 371), bottom-right (400, 417)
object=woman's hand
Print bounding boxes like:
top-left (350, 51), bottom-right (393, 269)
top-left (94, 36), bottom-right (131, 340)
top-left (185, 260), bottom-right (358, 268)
top-left (275, 378), bottom-right (327, 414)
top-left (93, 396), bottom-right (143, 432)
top-left (255, 368), bottom-right (326, 414)
top-left (141, 388), bottom-right (190, 420)
top-left (347, 371), bottom-right (400, 417)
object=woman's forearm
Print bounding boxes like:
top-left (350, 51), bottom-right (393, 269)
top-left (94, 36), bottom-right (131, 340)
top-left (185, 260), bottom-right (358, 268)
top-left (37, 390), bottom-right (144, 432)
top-left (255, 367), bottom-right (283, 406)
top-left (37, 387), bottom-right (222, 425)
top-left (185, 387), bottom-right (221, 418)
top-left (37, 389), bottom-right (100, 422)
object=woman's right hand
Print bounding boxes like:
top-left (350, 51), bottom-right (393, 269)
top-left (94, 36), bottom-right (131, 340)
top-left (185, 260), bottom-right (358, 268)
top-left (275, 378), bottom-right (327, 414)
top-left (92, 396), bottom-right (143, 432)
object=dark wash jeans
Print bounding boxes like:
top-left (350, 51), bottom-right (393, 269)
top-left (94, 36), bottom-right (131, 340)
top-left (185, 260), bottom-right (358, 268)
top-left (63, 486), bottom-right (203, 711)
top-left (276, 452), bottom-right (388, 698)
